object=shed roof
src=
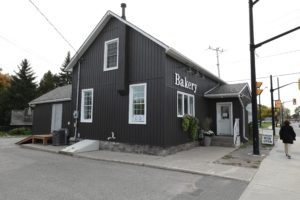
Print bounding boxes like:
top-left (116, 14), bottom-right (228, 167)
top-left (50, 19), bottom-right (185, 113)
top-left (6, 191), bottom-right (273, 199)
top-left (65, 10), bottom-right (226, 85)
top-left (204, 83), bottom-right (250, 98)
top-left (29, 85), bottom-right (72, 105)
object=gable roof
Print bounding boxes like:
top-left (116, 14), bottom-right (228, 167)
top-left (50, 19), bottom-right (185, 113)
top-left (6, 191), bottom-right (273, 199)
top-left (65, 10), bottom-right (226, 85)
top-left (29, 85), bottom-right (72, 106)
top-left (204, 83), bottom-right (250, 98)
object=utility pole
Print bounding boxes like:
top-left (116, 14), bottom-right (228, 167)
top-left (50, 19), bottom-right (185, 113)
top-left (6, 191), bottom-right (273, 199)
top-left (270, 75), bottom-right (276, 136)
top-left (209, 46), bottom-right (224, 78)
top-left (249, 0), bottom-right (300, 155)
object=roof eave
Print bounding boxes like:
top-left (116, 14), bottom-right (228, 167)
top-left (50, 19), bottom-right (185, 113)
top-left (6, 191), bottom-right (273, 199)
top-left (204, 93), bottom-right (240, 98)
top-left (65, 11), bottom-right (169, 71)
top-left (165, 48), bottom-right (226, 85)
top-left (29, 98), bottom-right (71, 106)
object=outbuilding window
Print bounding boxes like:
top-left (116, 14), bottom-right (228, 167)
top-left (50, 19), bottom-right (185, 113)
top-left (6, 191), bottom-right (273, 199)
top-left (80, 89), bottom-right (93, 123)
top-left (177, 91), bottom-right (194, 117)
top-left (129, 83), bottom-right (147, 124)
top-left (103, 38), bottom-right (119, 71)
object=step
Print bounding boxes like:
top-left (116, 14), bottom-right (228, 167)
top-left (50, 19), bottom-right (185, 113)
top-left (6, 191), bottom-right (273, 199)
top-left (211, 136), bottom-right (234, 147)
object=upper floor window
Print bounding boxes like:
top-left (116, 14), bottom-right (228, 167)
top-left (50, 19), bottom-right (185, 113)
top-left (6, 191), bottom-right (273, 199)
top-left (80, 88), bottom-right (93, 123)
top-left (129, 83), bottom-right (147, 124)
top-left (177, 91), bottom-right (194, 117)
top-left (103, 38), bottom-right (119, 71)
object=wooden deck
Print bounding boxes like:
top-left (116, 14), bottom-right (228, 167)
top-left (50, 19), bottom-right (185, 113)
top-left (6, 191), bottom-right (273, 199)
top-left (16, 134), bottom-right (52, 145)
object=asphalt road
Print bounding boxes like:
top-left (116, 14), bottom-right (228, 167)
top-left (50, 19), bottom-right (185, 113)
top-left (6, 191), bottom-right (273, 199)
top-left (0, 138), bottom-right (248, 200)
top-left (291, 122), bottom-right (300, 136)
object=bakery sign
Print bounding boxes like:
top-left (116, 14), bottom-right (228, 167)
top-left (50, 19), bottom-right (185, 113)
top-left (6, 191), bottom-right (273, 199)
top-left (174, 73), bottom-right (197, 93)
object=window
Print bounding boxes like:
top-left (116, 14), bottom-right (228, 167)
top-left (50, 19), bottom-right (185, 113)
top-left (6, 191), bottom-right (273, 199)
top-left (177, 91), bottom-right (194, 117)
top-left (80, 89), bottom-right (93, 123)
top-left (129, 83), bottom-right (147, 124)
top-left (103, 38), bottom-right (119, 71)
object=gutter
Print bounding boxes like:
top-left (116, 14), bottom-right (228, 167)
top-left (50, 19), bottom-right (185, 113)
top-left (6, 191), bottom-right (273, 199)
top-left (165, 47), bottom-right (226, 85)
top-left (29, 98), bottom-right (71, 106)
top-left (74, 61), bottom-right (81, 141)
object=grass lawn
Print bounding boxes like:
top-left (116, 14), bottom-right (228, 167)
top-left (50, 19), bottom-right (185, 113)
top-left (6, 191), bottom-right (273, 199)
top-left (260, 122), bottom-right (272, 129)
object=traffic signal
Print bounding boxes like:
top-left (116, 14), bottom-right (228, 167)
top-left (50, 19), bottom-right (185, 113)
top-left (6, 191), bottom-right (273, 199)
top-left (293, 98), bottom-right (297, 105)
top-left (256, 81), bottom-right (262, 88)
top-left (275, 100), bottom-right (281, 108)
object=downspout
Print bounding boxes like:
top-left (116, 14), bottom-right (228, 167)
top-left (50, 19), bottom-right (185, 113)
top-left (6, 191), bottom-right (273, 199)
top-left (238, 95), bottom-right (248, 141)
top-left (74, 61), bottom-right (81, 141)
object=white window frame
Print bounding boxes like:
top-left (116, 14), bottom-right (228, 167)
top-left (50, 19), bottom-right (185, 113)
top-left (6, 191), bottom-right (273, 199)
top-left (80, 88), bottom-right (93, 123)
top-left (103, 38), bottom-right (119, 71)
top-left (177, 91), bottom-right (195, 117)
top-left (128, 83), bottom-right (147, 125)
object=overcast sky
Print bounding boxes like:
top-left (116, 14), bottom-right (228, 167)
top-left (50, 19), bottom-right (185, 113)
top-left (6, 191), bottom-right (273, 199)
top-left (1, 0), bottom-right (299, 113)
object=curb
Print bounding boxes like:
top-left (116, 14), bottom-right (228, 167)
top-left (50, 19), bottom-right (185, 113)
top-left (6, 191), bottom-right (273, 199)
top-left (20, 144), bottom-right (253, 182)
top-left (74, 153), bottom-right (251, 182)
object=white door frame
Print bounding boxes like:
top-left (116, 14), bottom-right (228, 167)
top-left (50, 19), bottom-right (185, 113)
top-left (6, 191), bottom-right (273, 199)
top-left (51, 103), bottom-right (63, 132)
top-left (216, 102), bottom-right (233, 135)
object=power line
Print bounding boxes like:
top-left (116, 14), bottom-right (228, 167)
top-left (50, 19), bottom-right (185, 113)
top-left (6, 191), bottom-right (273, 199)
top-left (224, 48), bottom-right (300, 65)
top-left (0, 33), bottom-right (56, 66)
top-left (227, 71), bottom-right (300, 82)
top-left (28, 0), bottom-right (76, 51)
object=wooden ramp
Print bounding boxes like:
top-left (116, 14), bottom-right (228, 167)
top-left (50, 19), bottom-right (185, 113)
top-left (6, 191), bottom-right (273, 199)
top-left (16, 134), bottom-right (52, 145)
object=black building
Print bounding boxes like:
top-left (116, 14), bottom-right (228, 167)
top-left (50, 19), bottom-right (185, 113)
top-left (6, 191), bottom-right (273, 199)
top-left (30, 8), bottom-right (251, 148)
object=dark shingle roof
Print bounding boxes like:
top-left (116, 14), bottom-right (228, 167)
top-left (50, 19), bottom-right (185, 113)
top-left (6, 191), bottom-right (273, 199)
top-left (204, 83), bottom-right (249, 98)
top-left (29, 85), bottom-right (72, 105)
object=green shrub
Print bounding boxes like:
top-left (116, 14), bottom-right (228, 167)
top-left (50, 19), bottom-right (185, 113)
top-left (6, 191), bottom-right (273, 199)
top-left (0, 131), bottom-right (8, 137)
top-left (8, 128), bottom-right (32, 136)
top-left (190, 117), bottom-right (199, 141)
top-left (182, 115), bottom-right (191, 132)
top-left (181, 115), bottom-right (199, 141)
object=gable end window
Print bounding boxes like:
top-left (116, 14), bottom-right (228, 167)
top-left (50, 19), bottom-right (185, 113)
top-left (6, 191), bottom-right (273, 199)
top-left (177, 91), bottom-right (194, 117)
top-left (103, 38), bottom-right (119, 71)
top-left (129, 83), bottom-right (147, 124)
top-left (80, 88), bottom-right (93, 123)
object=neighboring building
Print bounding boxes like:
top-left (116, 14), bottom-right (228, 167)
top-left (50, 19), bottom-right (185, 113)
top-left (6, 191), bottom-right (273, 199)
top-left (10, 108), bottom-right (33, 127)
top-left (30, 7), bottom-right (251, 148)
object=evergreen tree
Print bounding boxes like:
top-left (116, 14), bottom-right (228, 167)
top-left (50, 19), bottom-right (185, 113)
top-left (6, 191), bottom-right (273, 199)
top-left (37, 70), bottom-right (59, 96)
top-left (9, 59), bottom-right (37, 109)
top-left (58, 52), bottom-right (72, 86)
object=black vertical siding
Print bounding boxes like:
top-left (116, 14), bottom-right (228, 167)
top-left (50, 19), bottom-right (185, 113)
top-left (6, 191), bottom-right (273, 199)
top-left (163, 56), bottom-right (219, 146)
top-left (73, 17), bottom-right (166, 146)
top-left (32, 104), bottom-right (51, 134)
top-left (32, 101), bottom-right (72, 135)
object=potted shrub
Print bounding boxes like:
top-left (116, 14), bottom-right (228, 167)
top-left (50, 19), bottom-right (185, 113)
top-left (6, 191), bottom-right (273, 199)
top-left (202, 118), bottom-right (214, 146)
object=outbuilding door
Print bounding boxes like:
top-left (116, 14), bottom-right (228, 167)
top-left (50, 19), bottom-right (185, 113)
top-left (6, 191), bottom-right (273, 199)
top-left (51, 104), bottom-right (62, 132)
top-left (216, 102), bottom-right (233, 135)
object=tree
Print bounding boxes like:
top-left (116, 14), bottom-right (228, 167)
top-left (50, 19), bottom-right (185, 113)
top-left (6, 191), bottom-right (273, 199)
top-left (0, 71), bottom-right (11, 125)
top-left (8, 59), bottom-right (37, 109)
top-left (258, 104), bottom-right (272, 119)
top-left (37, 70), bottom-right (59, 96)
top-left (0, 71), bottom-right (10, 89)
top-left (58, 52), bottom-right (72, 86)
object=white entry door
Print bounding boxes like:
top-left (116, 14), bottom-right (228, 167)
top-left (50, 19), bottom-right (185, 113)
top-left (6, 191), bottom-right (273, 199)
top-left (216, 102), bottom-right (233, 135)
top-left (51, 104), bottom-right (62, 132)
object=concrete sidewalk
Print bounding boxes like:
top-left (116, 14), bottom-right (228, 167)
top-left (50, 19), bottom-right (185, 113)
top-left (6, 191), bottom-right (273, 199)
top-left (21, 142), bottom-right (257, 182)
top-left (239, 136), bottom-right (300, 200)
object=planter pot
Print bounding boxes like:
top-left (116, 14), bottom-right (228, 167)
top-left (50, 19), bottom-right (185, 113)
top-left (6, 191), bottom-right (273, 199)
top-left (204, 136), bottom-right (213, 146)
